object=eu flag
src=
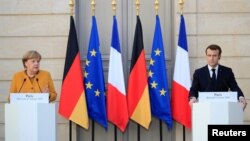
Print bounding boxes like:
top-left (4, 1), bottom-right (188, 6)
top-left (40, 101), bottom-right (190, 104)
top-left (84, 16), bottom-right (107, 129)
top-left (148, 15), bottom-right (172, 129)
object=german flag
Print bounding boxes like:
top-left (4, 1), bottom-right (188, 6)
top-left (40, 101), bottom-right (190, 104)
top-left (58, 16), bottom-right (89, 129)
top-left (127, 16), bottom-right (151, 129)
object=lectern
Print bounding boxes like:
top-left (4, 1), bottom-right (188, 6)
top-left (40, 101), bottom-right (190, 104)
top-left (192, 92), bottom-right (243, 141)
top-left (5, 93), bottom-right (56, 141)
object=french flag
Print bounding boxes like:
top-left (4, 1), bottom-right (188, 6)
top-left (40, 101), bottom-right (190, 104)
top-left (107, 16), bottom-right (129, 132)
top-left (171, 15), bottom-right (192, 129)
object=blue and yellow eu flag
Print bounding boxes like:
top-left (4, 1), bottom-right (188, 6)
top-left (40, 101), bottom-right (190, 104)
top-left (148, 15), bottom-right (172, 129)
top-left (84, 16), bottom-right (107, 129)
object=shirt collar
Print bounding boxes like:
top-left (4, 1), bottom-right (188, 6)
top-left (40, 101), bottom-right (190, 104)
top-left (208, 64), bottom-right (219, 71)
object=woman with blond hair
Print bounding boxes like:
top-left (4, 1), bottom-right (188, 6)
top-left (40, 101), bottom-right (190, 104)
top-left (9, 50), bottom-right (57, 102)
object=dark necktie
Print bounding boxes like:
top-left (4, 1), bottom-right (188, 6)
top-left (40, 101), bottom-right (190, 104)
top-left (212, 69), bottom-right (216, 90)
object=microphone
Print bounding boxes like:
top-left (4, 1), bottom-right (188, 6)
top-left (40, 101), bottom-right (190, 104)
top-left (36, 78), bottom-right (42, 93)
top-left (18, 78), bottom-right (26, 93)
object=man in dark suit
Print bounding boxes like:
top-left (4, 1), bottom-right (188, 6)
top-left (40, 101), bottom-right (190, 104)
top-left (189, 44), bottom-right (247, 110)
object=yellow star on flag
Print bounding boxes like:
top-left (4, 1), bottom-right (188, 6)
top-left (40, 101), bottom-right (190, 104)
top-left (150, 81), bottom-right (158, 89)
top-left (90, 49), bottom-right (97, 56)
top-left (84, 71), bottom-right (89, 78)
top-left (150, 58), bottom-right (155, 65)
top-left (86, 81), bottom-right (93, 89)
top-left (160, 88), bottom-right (166, 96)
top-left (154, 48), bottom-right (161, 56)
top-left (148, 70), bottom-right (154, 78)
top-left (95, 89), bottom-right (100, 97)
top-left (86, 59), bottom-right (90, 66)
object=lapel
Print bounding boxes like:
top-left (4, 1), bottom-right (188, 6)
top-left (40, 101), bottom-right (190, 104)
top-left (217, 65), bottom-right (223, 83)
top-left (203, 65), bottom-right (213, 91)
top-left (204, 65), bottom-right (211, 81)
top-left (215, 65), bottom-right (224, 91)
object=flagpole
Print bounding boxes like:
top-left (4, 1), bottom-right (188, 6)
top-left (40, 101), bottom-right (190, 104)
top-left (159, 120), bottom-right (163, 141)
top-left (112, 0), bottom-right (117, 16)
top-left (90, 1), bottom-right (96, 141)
top-left (68, 1), bottom-right (74, 141)
top-left (111, 0), bottom-right (118, 141)
top-left (91, 0), bottom-right (96, 16)
top-left (135, 0), bottom-right (141, 141)
top-left (154, 0), bottom-right (164, 141)
top-left (69, 0), bottom-right (74, 16)
top-left (155, 0), bottom-right (159, 15)
top-left (92, 121), bottom-right (95, 141)
top-left (178, 1), bottom-right (186, 141)
top-left (179, 0), bottom-right (184, 15)
top-left (135, 0), bottom-right (140, 16)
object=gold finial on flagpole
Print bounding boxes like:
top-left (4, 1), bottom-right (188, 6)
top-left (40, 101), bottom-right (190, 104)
top-left (135, 0), bottom-right (140, 16)
top-left (91, 0), bottom-right (96, 16)
top-left (69, 0), bottom-right (74, 16)
top-left (179, 0), bottom-right (184, 15)
top-left (155, 0), bottom-right (159, 15)
top-left (112, 0), bottom-right (117, 16)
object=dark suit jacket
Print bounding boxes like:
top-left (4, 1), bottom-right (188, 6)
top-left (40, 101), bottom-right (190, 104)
top-left (189, 65), bottom-right (244, 99)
